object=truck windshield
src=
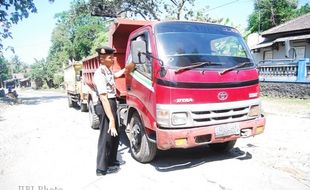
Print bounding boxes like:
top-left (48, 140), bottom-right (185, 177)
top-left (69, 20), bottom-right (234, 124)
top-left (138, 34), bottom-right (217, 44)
top-left (155, 22), bottom-right (254, 70)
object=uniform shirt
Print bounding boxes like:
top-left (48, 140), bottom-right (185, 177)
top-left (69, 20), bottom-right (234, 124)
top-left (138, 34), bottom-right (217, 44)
top-left (94, 65), bottom-right (116, 99)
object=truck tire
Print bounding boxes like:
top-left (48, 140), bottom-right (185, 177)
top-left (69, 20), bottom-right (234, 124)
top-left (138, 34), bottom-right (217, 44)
top-left (72, 101), bottom-right (78, 108)
top-left (68, 96), bottom-right (73, 108)
top-left (80, 102), bottom-right (88, 112)
top-left (129, 112), bottom-right (157, 163)
top-left (88, 100), bottom-right (99, 130)
top-left (209, 140), bottom-right (237, 152)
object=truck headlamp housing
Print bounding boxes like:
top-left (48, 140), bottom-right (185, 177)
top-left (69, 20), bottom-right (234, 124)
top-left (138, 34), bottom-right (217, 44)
top-left (171, 112), bottom-right (188, 126)
top-left (248, 105), bottom-right (260, 117)
top-left (156, 109), bottom-right (170, 127)
top-left (157, 107), bottom-right (190, 127)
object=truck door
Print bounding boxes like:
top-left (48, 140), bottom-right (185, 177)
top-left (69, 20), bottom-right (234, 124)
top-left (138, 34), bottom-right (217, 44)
top-left (126, 30), bottom-right (156, 130)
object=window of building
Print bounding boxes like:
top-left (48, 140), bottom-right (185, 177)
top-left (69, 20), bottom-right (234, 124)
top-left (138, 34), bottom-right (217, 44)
top-left (263, 50), bottom-right (273, 60)
top-left (294, 46), bottom-right (306, 60)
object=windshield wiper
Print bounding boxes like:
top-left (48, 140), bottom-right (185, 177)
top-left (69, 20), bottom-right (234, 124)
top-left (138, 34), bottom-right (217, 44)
top-left (175, 61), bottom-right (222, 73)
top-left (219, 62), bottom-right (253, 75)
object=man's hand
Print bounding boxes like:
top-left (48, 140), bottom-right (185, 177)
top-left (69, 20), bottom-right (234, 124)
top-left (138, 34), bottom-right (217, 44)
top-left (108, 121), bottom-right (118, 137)
top-left (125, 63), bottom-right (135, 74)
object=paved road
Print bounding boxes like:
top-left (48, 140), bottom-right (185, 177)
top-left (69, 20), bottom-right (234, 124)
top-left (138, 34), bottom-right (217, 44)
top-left (0, 89), bottom-right (309, 190)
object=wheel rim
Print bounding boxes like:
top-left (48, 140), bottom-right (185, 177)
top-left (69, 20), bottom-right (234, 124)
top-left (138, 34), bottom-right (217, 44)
top-left (131, 123), bottom-right (142, 153)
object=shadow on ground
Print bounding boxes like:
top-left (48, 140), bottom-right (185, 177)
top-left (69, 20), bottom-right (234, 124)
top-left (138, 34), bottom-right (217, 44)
top-left (1, 95), bottom-right (66, 106)
top-left (151, 145), bottom-right (252, 172)
top-left (116, 126), bottom-right (252, 172)
top-left (19, 95), bottom-right (66, 105)
top-left (116, 127), bottom-right (131, 164)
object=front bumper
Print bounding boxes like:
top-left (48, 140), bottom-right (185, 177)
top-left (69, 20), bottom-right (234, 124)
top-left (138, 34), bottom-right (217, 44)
top-left (156, 115), bottom-right (265, 150)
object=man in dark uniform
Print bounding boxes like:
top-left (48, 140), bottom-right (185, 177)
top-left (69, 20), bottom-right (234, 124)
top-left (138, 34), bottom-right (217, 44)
top-left (94, 46), bottom-right (126, 176)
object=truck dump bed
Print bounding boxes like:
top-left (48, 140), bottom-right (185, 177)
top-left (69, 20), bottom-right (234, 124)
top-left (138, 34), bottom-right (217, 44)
top-left (83, 19), bottom-right (151, 97)
top-left (64, 62), bottom-right (82, 94)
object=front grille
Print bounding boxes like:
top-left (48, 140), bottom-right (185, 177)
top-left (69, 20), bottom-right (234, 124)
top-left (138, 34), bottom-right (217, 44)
top-left (192, 106), bottom-right (249, 126)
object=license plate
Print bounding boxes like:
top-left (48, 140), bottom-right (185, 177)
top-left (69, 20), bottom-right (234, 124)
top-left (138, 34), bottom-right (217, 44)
top-left (215, 123), bottom-right (240, 138)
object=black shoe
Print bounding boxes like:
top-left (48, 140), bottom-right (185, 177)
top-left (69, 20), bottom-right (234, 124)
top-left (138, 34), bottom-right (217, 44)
top-left (96, 167), bottom-right (119, 176)
top-left (109, 160), bottom-right (126, 166)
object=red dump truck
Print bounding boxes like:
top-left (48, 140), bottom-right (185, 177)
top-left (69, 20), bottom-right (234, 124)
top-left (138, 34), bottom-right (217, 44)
top-left (83, 19), bottom-right (266, 163)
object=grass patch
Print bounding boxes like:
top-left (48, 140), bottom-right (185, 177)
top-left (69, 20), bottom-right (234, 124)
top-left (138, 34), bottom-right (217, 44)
top-left (261, 96), bottom-right (310, 116)
top-left (262, 96), bottom-right (310, 105)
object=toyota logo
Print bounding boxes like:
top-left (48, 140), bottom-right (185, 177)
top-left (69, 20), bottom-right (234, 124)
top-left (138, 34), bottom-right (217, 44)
top-left (218, 91), bottom-right (228, 101)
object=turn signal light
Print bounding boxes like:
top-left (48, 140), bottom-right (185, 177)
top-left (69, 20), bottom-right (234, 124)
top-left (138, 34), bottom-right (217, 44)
top-left (256, 126), bottom-right (264, 134)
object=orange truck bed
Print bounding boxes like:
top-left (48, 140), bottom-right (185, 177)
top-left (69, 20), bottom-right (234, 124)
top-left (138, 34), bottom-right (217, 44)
top-left (82, 19), bottom-right (151, 97)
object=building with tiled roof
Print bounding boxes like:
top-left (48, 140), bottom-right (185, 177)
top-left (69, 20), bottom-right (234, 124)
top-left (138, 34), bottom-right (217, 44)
top-left (261, 12), bottom-right (310, 38)
top-left (250, 13), bottom-right (310, 63)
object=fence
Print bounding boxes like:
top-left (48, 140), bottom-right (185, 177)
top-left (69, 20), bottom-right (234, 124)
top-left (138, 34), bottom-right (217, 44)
top-left (258, 58), bottom-right (310, 83)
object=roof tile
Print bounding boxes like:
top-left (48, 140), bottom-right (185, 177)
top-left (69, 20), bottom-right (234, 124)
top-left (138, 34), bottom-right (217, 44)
top-left (262, 12), bottom-right (310, 36)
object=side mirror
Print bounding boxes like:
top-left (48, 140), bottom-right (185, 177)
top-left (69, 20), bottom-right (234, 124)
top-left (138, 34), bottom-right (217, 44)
top-left (160, 66), bottom-right (167, 78)
top-left (131, 40), bottom-right (146, 64)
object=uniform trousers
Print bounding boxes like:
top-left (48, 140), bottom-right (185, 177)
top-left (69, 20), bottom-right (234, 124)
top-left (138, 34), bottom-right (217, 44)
top-left (96, 98), bottom-right (120, 171)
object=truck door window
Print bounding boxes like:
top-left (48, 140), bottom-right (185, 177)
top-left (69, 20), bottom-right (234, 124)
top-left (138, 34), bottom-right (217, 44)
top-left (130, 33), bottom-right (152, 79)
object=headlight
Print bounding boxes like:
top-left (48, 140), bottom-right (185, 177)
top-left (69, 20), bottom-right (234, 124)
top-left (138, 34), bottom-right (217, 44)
top-left (171, 112), bottom-right (188, 126)
top-left (248, 105), bottom-right (260, 117)
top-left (156, 109), bottom-right (170, 127)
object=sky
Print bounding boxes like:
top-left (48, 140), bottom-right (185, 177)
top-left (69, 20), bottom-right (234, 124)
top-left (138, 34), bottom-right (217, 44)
top-left (3, 0), bottom-right (72, 64)
top-left (2, 0), bottom-right (309, 65)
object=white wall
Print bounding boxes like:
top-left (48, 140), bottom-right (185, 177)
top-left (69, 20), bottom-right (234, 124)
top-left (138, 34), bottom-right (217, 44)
top-left (252, 40), bottom-right (310, 63)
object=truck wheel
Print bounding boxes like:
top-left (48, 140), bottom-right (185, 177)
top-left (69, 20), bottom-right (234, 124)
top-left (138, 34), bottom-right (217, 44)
top-left (80, 102), bottom-right (88, 112)
top-left (72, 101), bottom-right (78, 108)
top-left (88, 100), bottom-right (99, 130)
top-left (209, 140), bottom-right (237, 152)
top-left (68, 96), bottom-right (73, 108)
top-left (129, 113), bottom-right (157, 163)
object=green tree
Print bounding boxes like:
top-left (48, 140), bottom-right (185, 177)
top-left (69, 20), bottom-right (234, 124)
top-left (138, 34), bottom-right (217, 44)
top-left (10, 55), bottom-right (22, 73)
top-left (90, 0), bottom-right (209, 21)
top-left (248, 0), bottom-right (310, 33)
top-left (184, 5), bottom-right (224, 23)
top-left (71, 22), bottom-right (107, 60)
top-left (90, 0), bottom-right (162, 20)
top-left (90, 0), bottom-right (225, 22)
top-left (0, 56), bottom-right (11, 88)
top-left (30, 58), bottom-right (56, 89)
top-left (5, 55), bottom-right (29, 77)
top-left (48, 23), bottom-right (72, 68)
top-left (0, 0), bottom-right (54, 52)
top-left (30, 59), bottom-right (45, 89)
top-left (45, 0), bottom-right (108, 88)
top-left (48, 0), bottom-right (107, 63)
top-left (90, 31), bottom-right (108, 54)
top-left (296, 3), bottom-right (310, 16)
top-left (164, 0), bottom-right (195, 20)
